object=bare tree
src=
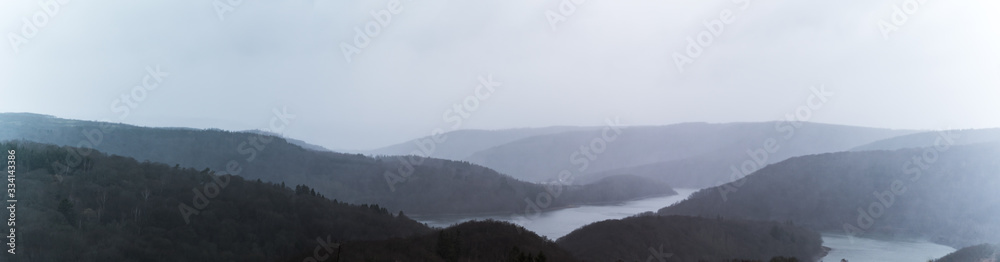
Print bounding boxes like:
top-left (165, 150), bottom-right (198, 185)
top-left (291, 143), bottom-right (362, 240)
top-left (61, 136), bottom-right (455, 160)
top-left (141, 188), bottom-right (151, 203)
top-left (132, 207), bottom-right (142, 235)
top-left (97, 191), bottom-right (108, 223)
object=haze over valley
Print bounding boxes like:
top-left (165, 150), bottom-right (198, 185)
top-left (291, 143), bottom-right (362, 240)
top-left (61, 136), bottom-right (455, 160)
top-left (2, 0), bottom-right (999, 261)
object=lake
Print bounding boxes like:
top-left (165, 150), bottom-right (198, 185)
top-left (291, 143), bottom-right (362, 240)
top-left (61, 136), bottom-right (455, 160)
top-left (820, 234), bottom-right (954, 262)
top-left (413, 188), bottom-right (957, 261)
top-left (414, 188), bottom-right (699, 240)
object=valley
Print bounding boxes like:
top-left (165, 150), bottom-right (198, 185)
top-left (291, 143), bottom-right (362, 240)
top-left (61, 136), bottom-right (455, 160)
top-left (4, 2), bottom-right (997, 260)
top-left (2, 113), bottom-right (999, 261)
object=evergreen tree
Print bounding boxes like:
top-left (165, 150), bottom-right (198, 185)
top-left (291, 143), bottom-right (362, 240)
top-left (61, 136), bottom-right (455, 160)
top-left (57, 198), bottom-right (76, 224)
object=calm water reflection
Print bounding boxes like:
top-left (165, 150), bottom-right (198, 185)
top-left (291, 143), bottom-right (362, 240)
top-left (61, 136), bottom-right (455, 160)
top-left (820, 234), bottom-right (954, 262)
top-left (414, 189), bottom-right (957, 261)
top-left (414, 188), bottom-right (698, 240)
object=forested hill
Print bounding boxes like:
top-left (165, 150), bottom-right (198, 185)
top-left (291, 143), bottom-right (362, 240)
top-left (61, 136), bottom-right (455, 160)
top-left (0, 113), bottom-right (676, 215)
top-left (659, 142), bottom-right (1000, 248)
top-left (556, 214), bottom-right (825, 262)
top-left (335, 220), bottom-right (581, 261)
top-left (2, 141), bottom-right (432, 261)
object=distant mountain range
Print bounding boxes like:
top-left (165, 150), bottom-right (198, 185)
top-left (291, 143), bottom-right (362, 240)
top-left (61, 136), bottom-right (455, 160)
top-left (0, 116), bottom-right (826, 262)
top-left (8, 112), bottom-right (1000, 260)
top-left (359, 126), bottom-right (601, 159)
top-left (373, 121), bottom-right (918, 188)
top-left (0, 113), bottom-right (675, 216)
top-left (850, 128), bottom-right (1000, 152)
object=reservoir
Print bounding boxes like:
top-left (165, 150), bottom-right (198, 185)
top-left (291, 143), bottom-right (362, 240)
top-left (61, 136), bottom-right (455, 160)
top-left (414, 188), bottom-right (956, 261)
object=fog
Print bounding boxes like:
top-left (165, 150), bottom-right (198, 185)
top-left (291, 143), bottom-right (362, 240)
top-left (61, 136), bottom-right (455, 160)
top-left (2, 0), bottom-right (998, 150)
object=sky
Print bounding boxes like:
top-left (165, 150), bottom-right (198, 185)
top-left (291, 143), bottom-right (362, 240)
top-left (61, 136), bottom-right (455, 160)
top-left (1, 0), bottom-right (999, 150)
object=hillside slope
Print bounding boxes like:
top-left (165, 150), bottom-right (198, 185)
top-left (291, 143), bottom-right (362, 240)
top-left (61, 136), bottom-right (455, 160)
top-left (361, 126), bottom-right (599, 160)
top-left (851, 128), bottom-right (1000, 152)
top-left (466, 121), bottom-right (915, 185)
top-left (0, 113), bottom-right (675, 215)
top-left (557, 214), bottom-right (825, 262)
top-left (3, 141), bottom-right (432, 261)
top-left (337, 220), bottom-right (580, 261)
top-left (933, 243), bottom-right (999, 262)
top-left (659, 142), bottom-right (1000, 248)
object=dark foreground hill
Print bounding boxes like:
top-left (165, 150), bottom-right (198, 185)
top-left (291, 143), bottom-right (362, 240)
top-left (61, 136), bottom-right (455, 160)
top-left (557, 214), bottom-right (825, 262)
top-left (2, 141), bottom-right (432, 261)
top-left (659, 142), bottom-right (1000, 248)
top-left (0, 113), bottom-right (675, 216)
top-left (335, 220), bottom-right (580, 262)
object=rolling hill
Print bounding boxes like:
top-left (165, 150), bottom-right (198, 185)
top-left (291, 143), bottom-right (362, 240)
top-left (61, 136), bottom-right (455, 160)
top-left (933, 243), bottom-right (999, 262)
top-left (336, 220), bottom-right (580, 262)
top-left (0, 113), bottom-right (675, 216)
top-left (557, 214), bottom-right (825, 262)
top-left (850, 128), bottom-right (1000, 152)
top-left (464, 122), bottom-right (916, 186)
top-left (360, 126), bottom-right (600, 160)
top-left (5, 140), bottom-right (602, 262)
top-left (3, 141), bottom-right (432, 261)
top-left (658, 142), bottom-right (1000, 248)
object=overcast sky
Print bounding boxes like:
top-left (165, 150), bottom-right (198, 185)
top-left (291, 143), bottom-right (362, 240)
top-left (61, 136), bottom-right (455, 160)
top-left (1, 0), bottom-right (998, 150)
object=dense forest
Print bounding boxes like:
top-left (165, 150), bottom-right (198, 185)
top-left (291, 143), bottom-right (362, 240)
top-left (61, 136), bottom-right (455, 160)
top-left (335, 220), bottom-right (580, 262)
top-left (556, 214), bottom-right (824, 262)
top-left (557, 174), bottom-right (677, 204)
top-left (0, 113), bottom-right (675, 216)
top-left (0, 139), bottom-right (831, 262)
top-left (3, 141), bottom-right (432, 261)
top-left (659, 143), bottom-right (1000, 248)
top-left (9, 113), bottom-right (984, 261)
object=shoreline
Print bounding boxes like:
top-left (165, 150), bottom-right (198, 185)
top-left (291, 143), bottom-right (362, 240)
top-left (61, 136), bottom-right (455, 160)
top-left (409, 190), bottom-right (689, 221)
top-left (819, 231), bottom-right (965, 250)
top-left (813, 246), bottom-right (832, 262)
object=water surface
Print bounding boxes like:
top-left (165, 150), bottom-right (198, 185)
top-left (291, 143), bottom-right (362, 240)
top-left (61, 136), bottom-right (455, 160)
top-left (414, 189), bottom-right (957, 261)
top-left (415, 188), bottom-right (698, 240)
top-left (820, 234), bottom-right (954, 262)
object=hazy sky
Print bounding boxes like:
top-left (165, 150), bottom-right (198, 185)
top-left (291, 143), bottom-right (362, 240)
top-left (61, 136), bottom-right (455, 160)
top-left (2, 0), bottom-right (998, 150)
